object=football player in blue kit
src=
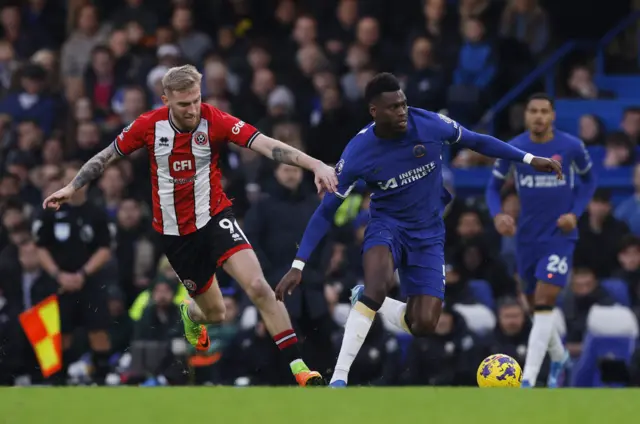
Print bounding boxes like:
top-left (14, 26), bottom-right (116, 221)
top-left (275, 74), bottom-right (562, 387)
top-left (486, 93), bottom-right (596, 388)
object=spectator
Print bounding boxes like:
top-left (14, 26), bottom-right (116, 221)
top-left (404, 36), bottom-right (446, 112)
top-left (114, 198), bottom-right (155, 306)
top-left (193, 291), bottom-right (241, 385)
top-left (575, 189), bottom-right (630, 278)
top-left (355, 16), bottom-right (396, 72)
top-left (485, 297), bottom-right (532, 374)
top-left (323, 0), bottom-right (359, 57)
top-left (443, 264), bottom-right (476, 305)
top-left (578, 114), bottom-right (606, 146)
top-left (454, 236), bottom-right (518, 300)
top-left (84, 46), bottom-right (121, 117)
top-left (0, 240), bottom-right (57, 384)
top-left (620, 107), bottom-right (640, 145)
top-left (341, 43), bottom-right (372, 102)
top-left (0, 5), bottom-right (52, 60)
top-left (603, 132), bottom-right (635, 168)
top-left (129, 278), bottom-right (185, 384)
top-left (614, 164), bottom-right (640, 235)
top-left (453, 18), bottom-right (496, 92)
top-left (244, 163), bottom-right (335, 375)
top-left (60, 4), bottom-right (109, 83)
top-left (562, 267), bottom-right (615, 357)
top-left (111, 0), bottom-right (157, 36)
top-left (171, 7), bottom-right (213, 65)
top-left (105, 285), bottom-right (133, 359)
top-left (612, 235), bottom-right (640, 311)
top-left (0, 64), bottom-right (57, 136)
top-left (400, 304), bottom-right (480, 385)
top-left (236, 68), bottom-right (276, 125)
top-left (566, 65), bottom-right (615, 100)
top-left (0, 40), bottom-right (18, 96)
top-left (500, 0), bottom-right (550, 56)
top-left (307, 86), bottom-right (357, 164)
top-left (412, 0), bottom-right (460, 69)
top-left (458, 0), bottom-right (503, 36)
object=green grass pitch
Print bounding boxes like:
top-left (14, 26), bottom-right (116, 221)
top-left (1, 387), bottom-right (639, 424)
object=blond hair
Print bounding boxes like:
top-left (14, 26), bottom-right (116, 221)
top-left (161, 64), bottom-right (202, 93)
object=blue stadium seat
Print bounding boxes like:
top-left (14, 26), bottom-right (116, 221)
top-left (396, 333), bottom-right (413, 364)
top-left (554, 99), bottom-right (639, 135)
top-left (600, 278), bottom-right (631, 307)
top-left (468, 279), bottom-right (495, 309)
top-left (570, 305), bottom-right (638, 387)
top-left (594, 75), bottom-right (640, 99)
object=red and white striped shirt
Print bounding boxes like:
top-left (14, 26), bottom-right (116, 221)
top-left (114, 104), bottom-right (260, 236)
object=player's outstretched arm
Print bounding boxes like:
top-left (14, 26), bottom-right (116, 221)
top-left (458, 128), bottom-right (563, 178)
top-left (275, 193), bottom-right (343, 301)
top-left (42, 143), bottom-right (119, 210)
top-left (249, 134), bottom-right (338, 193)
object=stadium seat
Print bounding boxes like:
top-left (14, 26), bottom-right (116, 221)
top-left (468, 280), bottom-right (495, 309)
top-left (453, 303), bottom-right (496, 335)
top-left (570, 305), bottom-right (639, 387)
top-left (554, 99), bottom-right (639, 135)
top-left (600, 278), bottom-right (632, 307)
top-left (594, 75), bottom-right (640, 99)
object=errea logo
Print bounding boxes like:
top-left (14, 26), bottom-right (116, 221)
top-left (232, 120), bottom-right (246, 135)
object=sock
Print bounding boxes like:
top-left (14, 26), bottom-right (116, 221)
top-left (522, 305), bottom-right (555, 384)
top-left (330, 301), bottom-right (376, 384)
top-left (548, 328), bottom-right (565, 362)
top-left (273, 329), bottom-right (307, 374)
top-left (92, 350), bottom-right (111, 384)
top-left (378, 297), bottom-right (411, 334)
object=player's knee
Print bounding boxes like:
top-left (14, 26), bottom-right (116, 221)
top-left (245, 276), bottom-right (273, 305)
top-left (410, 312), bottom-right (439, 337)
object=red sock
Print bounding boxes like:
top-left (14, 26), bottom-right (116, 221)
top-left (273, 329), bottom-right (301, 364)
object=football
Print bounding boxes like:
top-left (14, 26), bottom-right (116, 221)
top-left (477, 354), bottom-right (523, 388)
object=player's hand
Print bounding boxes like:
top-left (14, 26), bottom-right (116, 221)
top-left (311, 161), bottom-right (338, 194)
top-left (493, 213), bottom-right (516, 237)
top-left (275, 268), bottom-right (303, 301)
top-left (557, 213), bottom-right (578, 233)
top-left (42, 185), bottom-right (75, 210)
top-left (529, 157), bottom-right (563, 180)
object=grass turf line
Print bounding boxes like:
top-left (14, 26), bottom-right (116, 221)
top-left (0, 387), bottom-right (639, 424)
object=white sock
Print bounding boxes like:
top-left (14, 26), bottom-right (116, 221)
top-left (330, 302), bottom-right (375, 384)
top-left (522, 311), bottom-right (555, 384)
top-left (548, 328), bottom-right (565, 362)
top-left (378, 297), bottom-right (411, 334)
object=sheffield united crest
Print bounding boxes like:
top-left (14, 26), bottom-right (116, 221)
top-left (193, 131), bottom-right (208, 146)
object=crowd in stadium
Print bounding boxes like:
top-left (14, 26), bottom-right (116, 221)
top-left (0, 0), bottom-right (639, 387)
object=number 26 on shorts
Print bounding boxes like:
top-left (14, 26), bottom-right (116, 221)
top-left (546, 254), bottom-right (568, 275)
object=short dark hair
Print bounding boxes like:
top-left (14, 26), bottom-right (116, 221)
top-left (364, 72), bottom-right (401, 103)
top-left (619, 235), bottom-right (640, 253)
top-left (527, 93), bottom-right (555, 109)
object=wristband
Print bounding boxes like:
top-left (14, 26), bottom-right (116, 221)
top-left (523, 153), bottom-right (534, 164)
top-left (292, 260), bottom-right (305, 271)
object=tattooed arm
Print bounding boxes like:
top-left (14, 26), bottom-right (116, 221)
top-left (70, 143), bottom-right (119, 190)
top-left (42, 142), bottom-right (119, 210)
top-left (248, 133), bottom-right (338, 193)
top-left (249, 133), bottom-right (319, 170)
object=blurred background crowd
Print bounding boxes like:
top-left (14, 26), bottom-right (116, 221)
top-left (0, 0), bottom-right (639, 387)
